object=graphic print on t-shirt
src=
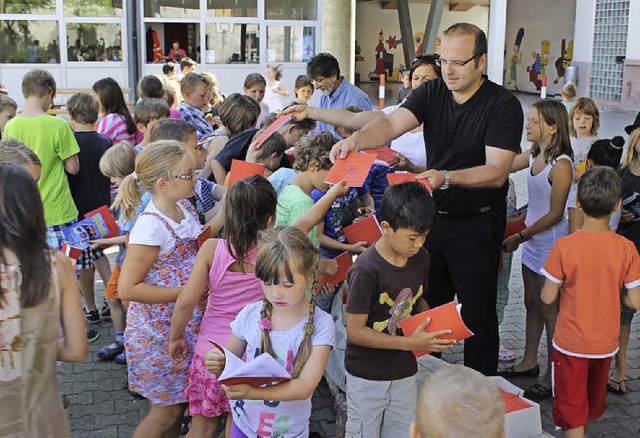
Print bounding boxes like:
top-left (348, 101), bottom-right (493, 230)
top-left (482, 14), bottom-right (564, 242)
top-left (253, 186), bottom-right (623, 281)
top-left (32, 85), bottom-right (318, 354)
top-left (373, 285), bottom-right (423, 334)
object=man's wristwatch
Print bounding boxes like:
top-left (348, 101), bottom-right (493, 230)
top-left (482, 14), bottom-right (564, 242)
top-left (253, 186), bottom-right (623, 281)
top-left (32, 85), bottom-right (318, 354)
top-left (440, 170), bottom-right (451, 190)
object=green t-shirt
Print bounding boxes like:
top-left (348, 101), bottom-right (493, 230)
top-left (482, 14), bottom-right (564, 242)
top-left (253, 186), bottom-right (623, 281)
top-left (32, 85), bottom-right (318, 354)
top-left (275, 184), bottom-right (319, 247)
top-left (4, 115), bottom-right (80, 226)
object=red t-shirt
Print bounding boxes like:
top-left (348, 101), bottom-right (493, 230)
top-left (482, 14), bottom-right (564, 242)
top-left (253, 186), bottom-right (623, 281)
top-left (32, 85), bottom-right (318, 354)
top-left (542, 230), bottom-right (640, 357)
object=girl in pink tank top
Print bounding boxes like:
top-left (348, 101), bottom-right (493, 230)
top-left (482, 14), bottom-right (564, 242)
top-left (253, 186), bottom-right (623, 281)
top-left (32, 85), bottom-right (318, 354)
top-left (169, 175), bottom-right (278, 436)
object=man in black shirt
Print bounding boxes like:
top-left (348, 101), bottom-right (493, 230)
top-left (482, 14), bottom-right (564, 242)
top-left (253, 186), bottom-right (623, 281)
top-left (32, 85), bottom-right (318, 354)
top-left (331, 23), bottom-right (524, 375)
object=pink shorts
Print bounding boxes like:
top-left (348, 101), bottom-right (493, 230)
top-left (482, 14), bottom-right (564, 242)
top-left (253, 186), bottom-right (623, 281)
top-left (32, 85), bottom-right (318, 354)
top-left (552, 348), bottom-right (612, 430)
top-left (183, 353), bottom-right (231, 417)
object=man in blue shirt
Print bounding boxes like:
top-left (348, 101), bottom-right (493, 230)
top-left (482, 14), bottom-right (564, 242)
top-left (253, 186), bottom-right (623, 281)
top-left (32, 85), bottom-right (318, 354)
top-left (307, 53), bottom-right (372, 138)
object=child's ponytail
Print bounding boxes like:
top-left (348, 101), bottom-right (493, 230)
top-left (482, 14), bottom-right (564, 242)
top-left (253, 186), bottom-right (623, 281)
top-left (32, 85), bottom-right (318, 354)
top-left (112, 173), bottom-right (143, 222)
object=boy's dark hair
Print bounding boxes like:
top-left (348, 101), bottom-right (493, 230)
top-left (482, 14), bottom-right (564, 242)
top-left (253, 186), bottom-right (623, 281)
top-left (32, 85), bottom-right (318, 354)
top-left (577, 166), bottom-right (621, 219)
top-left (162, 63), bottom-right (176, 75)
top-left (148, 118), bottom-right (196, 144)
top-left (138, 75), bottom-right (164, 99)
top-left (133, 98), bottom-right (170, 126)
top-left (92, 77), bottom-right (137, 135)
top-left (587, 136), bottom-right (624, 169)
top-left (67, 92), bottom-right (99, 125)
top-left (0, 94), bottom-right (17, 112)
top-left (380, 182), bottom-right (435, 233)
top-left (262, 108), bottom-right (316, 132)
top-left (307, 52), bottom-right (340, 80)
top-left (22, 69), bottom-right (56, 98)
top-left (180, 72), bottom-right (211, 97)
top-left (180, 57), bottom-right (196, 71)
top-left (163, 87), bottom-right (175, 107)
top-left (294, 74), bottom-right (313, 91)
top-left (219, 93), bottom-right (260, 136)
top-left (293, 131), bottom-right (335, 172)
top-left (255, 131), bottom-right (287, 162)
top-left (244, 73), bottom-right (267, 89)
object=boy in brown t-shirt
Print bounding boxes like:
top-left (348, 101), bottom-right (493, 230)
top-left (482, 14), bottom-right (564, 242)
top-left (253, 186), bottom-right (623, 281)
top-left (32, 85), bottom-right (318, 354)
top-left (344, 182), bottom-right (454, 438)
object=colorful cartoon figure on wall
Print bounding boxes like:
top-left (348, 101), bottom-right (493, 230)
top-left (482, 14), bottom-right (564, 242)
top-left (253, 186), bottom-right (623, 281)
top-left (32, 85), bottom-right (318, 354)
top-left (554, 39), bottom-right (574, 83)
top-left (527, 40), bottom-right (550, 91)
top-left (371, 29), bottom-right (402, 81)
top-left (414, 32), bottom-right (424, 57)
top-left (507, 28), bottom-right (524, 90)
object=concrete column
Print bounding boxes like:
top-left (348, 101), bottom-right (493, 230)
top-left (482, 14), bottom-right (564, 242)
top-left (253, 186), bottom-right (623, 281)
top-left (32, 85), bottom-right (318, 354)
top-left (423, 0), bottom-right (444, 56)
top-left (622, 0), bottom-right (640, 108)
top-left (322, 0), bottom-right (356, 83)
top-left (572, 0), bottom-right (596, 97)
top-left (487, 0), bottom-right (507, 85)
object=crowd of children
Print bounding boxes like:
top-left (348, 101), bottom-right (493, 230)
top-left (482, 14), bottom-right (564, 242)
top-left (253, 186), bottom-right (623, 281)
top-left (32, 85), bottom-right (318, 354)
top-left (1, 48), bottom-right (640, 438)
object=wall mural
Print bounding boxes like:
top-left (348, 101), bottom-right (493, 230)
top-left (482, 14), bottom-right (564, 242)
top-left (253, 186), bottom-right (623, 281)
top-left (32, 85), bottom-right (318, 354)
top-left (506, 28), bottom-right (524, 91)
top-left (554, 39), bottom-right (573, 84)
top-left (370, 29), bottom-right (402, 81)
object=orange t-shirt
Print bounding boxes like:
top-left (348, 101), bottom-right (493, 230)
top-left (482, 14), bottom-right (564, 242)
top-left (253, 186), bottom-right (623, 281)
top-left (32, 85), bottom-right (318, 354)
top-left (542, 230), bottom-right (640, 357)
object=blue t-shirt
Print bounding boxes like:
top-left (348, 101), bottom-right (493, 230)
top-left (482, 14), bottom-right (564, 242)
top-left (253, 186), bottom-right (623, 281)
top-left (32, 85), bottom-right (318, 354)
top-left (268, 168), bottom-right (297, 196)
top-left (311, 185), bottom-right (368, 259)
top-left (365, 163), bottom-right (393, 216)
top-left (318, 78), bottom-right (372, 139)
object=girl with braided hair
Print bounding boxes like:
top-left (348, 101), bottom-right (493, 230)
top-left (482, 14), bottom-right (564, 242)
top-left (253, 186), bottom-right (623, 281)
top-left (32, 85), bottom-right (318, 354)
top-left (204, 226), bottom-right (335, 438)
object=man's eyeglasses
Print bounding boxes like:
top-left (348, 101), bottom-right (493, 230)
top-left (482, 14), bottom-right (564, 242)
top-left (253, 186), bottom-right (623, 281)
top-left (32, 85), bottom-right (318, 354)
top-left (435, 53), bottom-right (484, 68)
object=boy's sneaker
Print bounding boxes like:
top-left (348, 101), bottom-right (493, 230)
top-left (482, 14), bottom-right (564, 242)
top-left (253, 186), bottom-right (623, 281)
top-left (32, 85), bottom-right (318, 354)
top-left (87, 329), bottom-right (100, 344)
top-left (100, 301), bottom-right (111, 318)
top-left (85, 308), bottom-right (101, 324)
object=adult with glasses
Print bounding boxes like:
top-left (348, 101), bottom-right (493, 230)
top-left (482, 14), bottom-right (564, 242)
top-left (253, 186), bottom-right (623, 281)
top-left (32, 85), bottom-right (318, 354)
top-left (330, 23), bottom-right (524, 376)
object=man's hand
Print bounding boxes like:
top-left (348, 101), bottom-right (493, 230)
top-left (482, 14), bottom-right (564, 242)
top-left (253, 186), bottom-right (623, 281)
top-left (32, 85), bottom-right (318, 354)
top-left (280, 104), bottom-right (310, 121)
top-left (330, 136), bottom-right (359, 162)
top-left (416, 169), bottom-right (446, 190)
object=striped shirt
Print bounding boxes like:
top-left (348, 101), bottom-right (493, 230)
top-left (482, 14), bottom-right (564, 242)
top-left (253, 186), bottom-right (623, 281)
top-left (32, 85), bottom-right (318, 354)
top-left (179, 102), bottom-right (213, 140)
top-left (97, 113), bottom-right (137, 144)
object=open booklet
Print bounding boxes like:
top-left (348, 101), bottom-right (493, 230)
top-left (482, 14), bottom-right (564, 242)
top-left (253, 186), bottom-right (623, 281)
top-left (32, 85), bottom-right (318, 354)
top-left (208, 340), bottom-right (291, 387)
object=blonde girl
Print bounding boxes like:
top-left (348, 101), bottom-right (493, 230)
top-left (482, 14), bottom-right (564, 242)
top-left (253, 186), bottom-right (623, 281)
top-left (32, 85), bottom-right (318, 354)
top-left (567, 97), bottom-right (600, 232)
top-left (204, 226), bottom-right (335, 438)
top-left (501, 99), bottom-right (573, 401)
top-left (117, 140), bottom-right (204, 437)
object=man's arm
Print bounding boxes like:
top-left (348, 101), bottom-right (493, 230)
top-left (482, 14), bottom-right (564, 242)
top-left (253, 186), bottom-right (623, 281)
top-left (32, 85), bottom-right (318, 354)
top-left (417, 146), bottom-right (517, 190)
top-left (282, 105), bottom-right (385, 131)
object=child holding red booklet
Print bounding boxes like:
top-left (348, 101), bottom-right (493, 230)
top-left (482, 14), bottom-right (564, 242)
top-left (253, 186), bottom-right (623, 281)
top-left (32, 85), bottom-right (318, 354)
top-left (345, 182), bottom-right (454, 438)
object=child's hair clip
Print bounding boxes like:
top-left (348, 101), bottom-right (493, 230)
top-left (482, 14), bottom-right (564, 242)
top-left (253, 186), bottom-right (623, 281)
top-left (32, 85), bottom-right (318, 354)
top-left (303, 323), bottom-right (315, 335)
top-left (259, 318), bottom-right (272, 331)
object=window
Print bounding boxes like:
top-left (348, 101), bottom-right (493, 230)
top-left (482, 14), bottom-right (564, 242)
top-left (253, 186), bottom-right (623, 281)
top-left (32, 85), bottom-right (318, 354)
top-left (267, 26), bottom-right (314, 63)
top-left (265, 0), bottom-right (316, 20)
top-left (66, 23), bottom-right (123, 62)
top-left (207, 0), bottom-right (257, 17)
top-left (0, 0), bottom-right (55, 15)
top-left (64, 0), bottom-right (123, 17)
top-left (204, 23), bottom-right (259, 64)
top-left (0, 20), bottom-right (60, 63)
top-left (144, 0), bottom-right (199, 19)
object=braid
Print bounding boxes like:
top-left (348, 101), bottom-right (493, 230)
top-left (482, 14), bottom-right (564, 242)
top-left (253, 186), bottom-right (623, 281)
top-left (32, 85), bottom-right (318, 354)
top-left (259, 298), bottom-right (276, 359)
top-left (290, 271), bottom-right (319, 379)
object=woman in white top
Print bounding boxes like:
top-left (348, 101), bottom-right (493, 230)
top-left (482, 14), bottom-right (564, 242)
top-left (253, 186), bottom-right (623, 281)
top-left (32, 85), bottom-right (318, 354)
top-left (263, 64), bottom-right (290, 113)
top-left (501, 99), bottom-right (574, 401)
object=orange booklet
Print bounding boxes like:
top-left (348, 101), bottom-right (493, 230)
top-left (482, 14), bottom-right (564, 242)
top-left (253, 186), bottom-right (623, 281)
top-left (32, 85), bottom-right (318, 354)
top-left (197, 225), bottom-right (213, 249)
top-left (497, 387), bottom-right (534, 413)
top-left (325, 152), bottom-right (376, 187)
top-left (342, 215), bottom-right (383, 247)
top-left (386, 173), bottom-right (433, 194)
top-left (226, 160), bottom-right (266, 187)
top-left (322, 251), bottom-right (353, 286)
top-left (208, 340), bottom-right (291, 387)
top-left (400, 302), bottom-right (474, 357)
top-left (251, 114), bottom-right (292, 149)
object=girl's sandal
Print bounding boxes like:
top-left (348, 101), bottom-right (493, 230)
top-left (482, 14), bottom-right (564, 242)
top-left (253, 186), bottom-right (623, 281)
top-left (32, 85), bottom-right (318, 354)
top-left (607, 377), bottom-right (628, 395)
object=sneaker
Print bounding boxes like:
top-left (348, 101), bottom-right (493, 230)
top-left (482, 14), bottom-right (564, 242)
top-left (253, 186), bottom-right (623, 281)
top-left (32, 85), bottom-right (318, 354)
top-left (85, 308), bottom-right (101, 325)
top-left (97, 341), bottom-right (125, 361)
top-left (115, 351), bottom-right (127, 364)
top-left (87, 329), bottom-right (100, 344)
top-left (99, 301), bottom-right (111, 318)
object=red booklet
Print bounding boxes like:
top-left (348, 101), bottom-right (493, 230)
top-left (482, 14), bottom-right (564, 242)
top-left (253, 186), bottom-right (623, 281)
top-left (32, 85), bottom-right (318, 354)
top-left (322, 251), bottom-right (353, 286)
top-left (325, 152), bottom-right (376, 187)
top-left (364, 146), bottom-right (400, 168)
top-left (61, 244), bottom-right (83, 261)
top-left (226, 160), bottom-right (266, 187)
top-left (197, 225), bottom-right (213, 249)
top-left (386, 173), bottom-right (433, 194)
top-left (342, 215), bottom-right (383, 247)
top-left (400, 302), bottom-right (474, 357)
top-left (251, 114), bottom-right (292, 149)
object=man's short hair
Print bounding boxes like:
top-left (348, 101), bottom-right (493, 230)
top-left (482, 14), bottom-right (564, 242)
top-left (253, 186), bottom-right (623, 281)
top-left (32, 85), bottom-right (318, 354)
top-left (67, 92), bottom-right (99, 125)
top-left (578, 166), bottom-right (621, 219)
top-left (180, 72), bottom-right (211, 96)
top-left (180, 57), bottom-right (196, 72)
top-left (133, 98), bottom-right (170, 126)
top-left (22, 69), bottom-right (56, 98)
top-left (443, 23), bottom-right (488, 57)
top-left (417, 365), bottom-right (504, 438)
top-left (148, 118), bottom-right (196, 144)
top-left (306, 52), bottom-right (340, 80)
top-left (379, 182), bottom-right (434, 233)
top-left (162, 63), bottom-right (176, 75)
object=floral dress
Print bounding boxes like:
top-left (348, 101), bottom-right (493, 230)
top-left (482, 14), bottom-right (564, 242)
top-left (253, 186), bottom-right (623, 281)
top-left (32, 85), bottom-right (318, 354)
top-left (124, 203), bottom-right (204, 406)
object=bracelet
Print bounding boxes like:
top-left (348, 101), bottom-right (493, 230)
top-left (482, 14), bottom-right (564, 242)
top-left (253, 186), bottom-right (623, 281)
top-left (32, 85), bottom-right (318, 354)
top-left (518, 231), bottom-right (527, 242)
top-left (440, 170), bottom-right (451, 190)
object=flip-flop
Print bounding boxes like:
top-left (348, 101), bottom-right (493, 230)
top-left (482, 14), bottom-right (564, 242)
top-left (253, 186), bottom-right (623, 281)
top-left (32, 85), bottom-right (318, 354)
top-left (523, 383), bottom-right (552, 401)
top-left (607, 377), bottom-right (627, 395)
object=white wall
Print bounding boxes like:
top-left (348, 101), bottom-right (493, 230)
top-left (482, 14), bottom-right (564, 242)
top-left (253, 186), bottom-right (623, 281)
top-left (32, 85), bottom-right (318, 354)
top-left (504, 0), bottom-right (576, 95)
top-left (355, 2), bottom-right (489, 82)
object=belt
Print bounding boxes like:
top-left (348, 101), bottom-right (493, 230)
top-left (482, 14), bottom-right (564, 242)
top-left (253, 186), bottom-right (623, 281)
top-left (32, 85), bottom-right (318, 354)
top-left (436, 205), bottom-right (492, 219)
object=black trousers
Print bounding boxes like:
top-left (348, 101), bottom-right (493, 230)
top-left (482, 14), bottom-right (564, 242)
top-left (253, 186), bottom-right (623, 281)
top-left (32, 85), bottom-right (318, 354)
top-left (425, 203), bottom-right (506, 376)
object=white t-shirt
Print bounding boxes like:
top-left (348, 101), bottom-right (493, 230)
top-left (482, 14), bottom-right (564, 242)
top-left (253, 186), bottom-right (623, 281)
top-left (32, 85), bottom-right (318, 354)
top-left (567, 193), bottom-right (622, 231)
top-left (129, 199), bottom-right (202, 255)
top-left (382, 104), bottom-right (426, 167)
top-left (229, 300), bottom-right (335, 438)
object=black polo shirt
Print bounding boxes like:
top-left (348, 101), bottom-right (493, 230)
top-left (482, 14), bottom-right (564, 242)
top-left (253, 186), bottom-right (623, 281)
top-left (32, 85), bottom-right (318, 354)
top-left (402, 77), bottom-right (523, 215)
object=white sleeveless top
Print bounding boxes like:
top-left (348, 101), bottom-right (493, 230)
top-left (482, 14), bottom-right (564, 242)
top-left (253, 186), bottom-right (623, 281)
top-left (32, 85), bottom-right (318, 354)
top-left (522, 154), bottom-right (572, 274)
top-left (263, 80), bottom-right (283, 113)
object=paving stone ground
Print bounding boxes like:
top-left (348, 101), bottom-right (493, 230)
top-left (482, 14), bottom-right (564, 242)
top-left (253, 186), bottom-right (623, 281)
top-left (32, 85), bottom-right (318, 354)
top-left (58, 91), bottom-right (640, 437)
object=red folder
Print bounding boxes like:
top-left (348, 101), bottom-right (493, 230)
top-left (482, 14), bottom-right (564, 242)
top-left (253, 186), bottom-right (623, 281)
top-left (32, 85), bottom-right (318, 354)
top-left (400, 302), bottom-right (474, 357)
top-left (227, 160), bottom-right (266, 187)
top-left (197, 225), bottom-right (213, 248)
top-left (84, 205), bottom-right (119, 238)
top-left (364, 146), bottom-right (400, 168)
top-left (322, 251), bottom-right (353, 286)
top-left (342, 215), bottom-right (383, 247)
top-left (386, 173), bottom-right (433, 194)
top-left (325, 152), bottom-right (376, 187)
top-left (251, 114), bottom-right (292, 149)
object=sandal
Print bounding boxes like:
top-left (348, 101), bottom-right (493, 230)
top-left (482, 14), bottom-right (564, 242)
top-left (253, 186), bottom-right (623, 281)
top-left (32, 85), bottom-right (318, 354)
top-left (498, 345), bottom-right (516, 362)
top-left (97, 341), bottom-right (124, 361)
top-left (497, 364), bottom-right (540, 378)
top-left (607, 377), bottom-right (627, 395)
top-left (523, 383), bottom-right (552, 401)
